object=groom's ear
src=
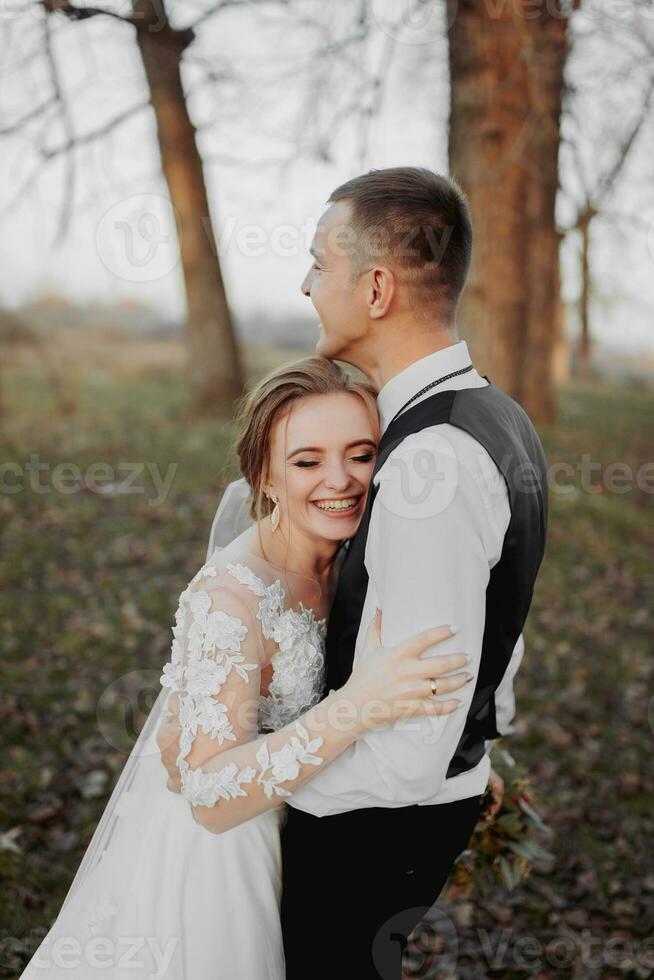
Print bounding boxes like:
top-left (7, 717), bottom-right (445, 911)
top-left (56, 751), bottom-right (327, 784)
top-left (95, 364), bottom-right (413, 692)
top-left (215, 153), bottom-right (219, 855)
top-left (368, 266), bottom-right (395, 319)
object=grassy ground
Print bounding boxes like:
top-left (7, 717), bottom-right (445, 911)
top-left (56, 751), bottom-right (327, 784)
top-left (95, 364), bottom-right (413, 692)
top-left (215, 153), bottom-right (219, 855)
top-left (0, 336), bottom-right (652, 979)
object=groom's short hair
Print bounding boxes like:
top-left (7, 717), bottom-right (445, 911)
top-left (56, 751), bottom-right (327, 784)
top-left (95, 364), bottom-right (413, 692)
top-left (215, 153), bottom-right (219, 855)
top-left (328, 167), bottom-right (473, 316)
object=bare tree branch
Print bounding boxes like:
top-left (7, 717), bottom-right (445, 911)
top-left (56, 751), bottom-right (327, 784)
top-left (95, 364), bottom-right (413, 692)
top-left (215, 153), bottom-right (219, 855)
top-left (40, 0), bottom-right (138, 27)
top-left (597, 208), bottom-right (654, 234)
top-left (189, 0), bottom-right (291, 32)
top-left (0, 101), bottom-right (151, 223)
top-left (357, 29), bottom-right (397, 166)
top-left (0, 98), bottom-right (58, 137)
top-left (41, 100), bottom-right (152, 159)
top-left (42, 9), bottom-right (77, 246)
top-left (595, 74), bottom-right (654, 204)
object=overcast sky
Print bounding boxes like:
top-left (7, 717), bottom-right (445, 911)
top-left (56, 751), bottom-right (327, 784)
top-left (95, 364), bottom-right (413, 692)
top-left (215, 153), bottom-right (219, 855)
top-left (1, 0), bottom-right (653, 354)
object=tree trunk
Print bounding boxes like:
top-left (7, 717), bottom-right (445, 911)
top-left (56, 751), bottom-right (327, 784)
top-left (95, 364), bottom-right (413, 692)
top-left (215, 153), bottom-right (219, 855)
top-left (577, 211), bottom-right (593, 379)
top-left (519, 8), bottom-right (568, 423)
top-left (448, 0), bottom-right (571, 424)
top-left (132, 2), bottom-right (244, 416)
top-left (448, 0), bottom-right (529, 397)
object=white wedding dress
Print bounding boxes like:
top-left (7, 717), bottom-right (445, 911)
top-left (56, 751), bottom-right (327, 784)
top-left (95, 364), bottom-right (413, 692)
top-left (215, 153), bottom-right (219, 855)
top-left (20, 529), bottom-right (328, 979)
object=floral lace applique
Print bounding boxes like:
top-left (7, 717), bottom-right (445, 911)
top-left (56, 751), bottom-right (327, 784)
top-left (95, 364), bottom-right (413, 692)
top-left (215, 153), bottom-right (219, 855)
top-left (159, 563), bottom-right (258, 759)
top-left (159, 559), bottom-right (328, 811)
top-left (178, 757), bottom-right (256, 807)
top-left (255, 719), bottom-right (324, 798)
top-left (226, 562), bottom-right (285, 639)
top-left (179, 720), bottom-right (324, 807)
top-left (224, 562), bottom-right (327, 733)
top-left (87, 898), bottom-right (118, 937)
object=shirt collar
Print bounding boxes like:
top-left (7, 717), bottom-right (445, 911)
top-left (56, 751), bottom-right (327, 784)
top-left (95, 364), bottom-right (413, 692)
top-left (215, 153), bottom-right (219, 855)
top-left (376, 340), bottom-right (474, 434)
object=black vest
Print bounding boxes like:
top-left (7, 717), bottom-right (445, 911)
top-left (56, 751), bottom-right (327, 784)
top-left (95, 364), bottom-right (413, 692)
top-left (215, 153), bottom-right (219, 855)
top-left (324, 380), bottom-right (548, 779)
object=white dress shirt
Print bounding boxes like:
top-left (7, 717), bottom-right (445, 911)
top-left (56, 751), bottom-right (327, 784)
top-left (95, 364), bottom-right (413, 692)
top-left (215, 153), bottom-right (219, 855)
top-left (288, 340), bottom-right (524, 816)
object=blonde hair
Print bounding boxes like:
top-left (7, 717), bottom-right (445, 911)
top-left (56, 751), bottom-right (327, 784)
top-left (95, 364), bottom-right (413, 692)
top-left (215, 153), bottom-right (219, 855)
top-left (235, 357), bottom-right (378, 522)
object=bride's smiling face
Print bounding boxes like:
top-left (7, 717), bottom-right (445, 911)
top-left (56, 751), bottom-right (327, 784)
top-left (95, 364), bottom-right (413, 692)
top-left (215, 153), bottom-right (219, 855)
top-left (266, 392), bottom-right (379, 542)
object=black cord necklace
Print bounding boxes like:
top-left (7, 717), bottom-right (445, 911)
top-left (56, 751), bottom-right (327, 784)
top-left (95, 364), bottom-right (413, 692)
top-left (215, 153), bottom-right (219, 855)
top-left (387, 363), bottom-right (474, 429)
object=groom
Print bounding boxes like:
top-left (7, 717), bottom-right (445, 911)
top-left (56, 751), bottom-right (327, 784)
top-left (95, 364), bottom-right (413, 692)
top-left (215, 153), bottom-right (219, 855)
top-left (279, 167), bottom-right (548, 978)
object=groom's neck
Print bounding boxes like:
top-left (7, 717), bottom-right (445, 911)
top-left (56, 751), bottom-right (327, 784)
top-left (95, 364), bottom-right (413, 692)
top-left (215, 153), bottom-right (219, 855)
top-left (365, 318), bottom-right (460, 391)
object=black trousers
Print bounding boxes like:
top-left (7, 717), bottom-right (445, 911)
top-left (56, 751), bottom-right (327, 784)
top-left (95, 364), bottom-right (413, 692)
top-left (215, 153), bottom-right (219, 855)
top-left (280, 794), bottom-right (482, 980)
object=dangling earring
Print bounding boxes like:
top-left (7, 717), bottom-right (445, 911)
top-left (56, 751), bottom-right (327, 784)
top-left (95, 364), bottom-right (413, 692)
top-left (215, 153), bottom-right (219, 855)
top-left (269, 493), bottom-right (280, 533)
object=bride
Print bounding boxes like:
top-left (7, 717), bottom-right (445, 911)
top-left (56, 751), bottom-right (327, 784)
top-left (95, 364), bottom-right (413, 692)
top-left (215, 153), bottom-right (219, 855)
top-left (20, 357), bottom-right (471, 979)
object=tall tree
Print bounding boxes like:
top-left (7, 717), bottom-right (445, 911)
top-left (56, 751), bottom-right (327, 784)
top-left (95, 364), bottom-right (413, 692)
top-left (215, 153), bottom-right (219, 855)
top-left (7, 0), bottom-right (246, 416)
top-left (562, 63), bottom-right (654, 378)
top-left (130, 0), bottom-right (243, 415)
top-left (448, 0), bottom-right (576, 423)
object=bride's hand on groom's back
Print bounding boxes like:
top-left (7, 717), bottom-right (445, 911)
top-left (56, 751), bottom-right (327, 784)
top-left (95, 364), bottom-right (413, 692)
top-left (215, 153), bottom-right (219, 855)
top-left (343, 609), bottom-right (473, 731)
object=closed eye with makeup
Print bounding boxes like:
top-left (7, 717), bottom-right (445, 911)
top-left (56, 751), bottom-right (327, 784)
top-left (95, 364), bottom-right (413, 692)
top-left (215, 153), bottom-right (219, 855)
top-left (266, 391), bottom-right (379, 545)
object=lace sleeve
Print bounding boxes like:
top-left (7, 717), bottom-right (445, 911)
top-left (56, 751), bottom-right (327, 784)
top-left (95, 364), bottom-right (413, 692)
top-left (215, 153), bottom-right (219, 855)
top-left (159, 576), bottom-right (263, 794)
top-left (157, 565), bottom-right (365, 835)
